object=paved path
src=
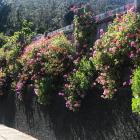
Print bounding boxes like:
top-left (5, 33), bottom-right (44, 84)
top-left (0, 125), bottom-right (37, 140)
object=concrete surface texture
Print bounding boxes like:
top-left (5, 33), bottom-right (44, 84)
top-left (0, 125), bottom-right (37, 140)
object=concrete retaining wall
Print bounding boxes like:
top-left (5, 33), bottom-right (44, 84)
top-left (0, 89), bottom-right (140, 140)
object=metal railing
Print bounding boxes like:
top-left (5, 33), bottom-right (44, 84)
top-left (46, 1), bottom-right (139, 37)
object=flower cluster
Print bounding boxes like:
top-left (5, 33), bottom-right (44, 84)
top-left (59, 57), bottom-right (96, 111)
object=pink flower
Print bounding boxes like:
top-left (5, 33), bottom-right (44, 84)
top-left (129, 52), bottom-right (134, 58)
top-left (119, 26), bottom-right (123, 32)
top-left (100, 79), bottom-right (106, 85)
top-left (95, 39), bottom-right (101, 46)
top-left (64, 84), bottom-right (70, 88)
top-left (117, 45), bottom-right (122, 49)
top-left (69, 107), bottom-right (74, 111)
top-left (128, 79), bottom-right (132, 85)
top-left (74, 103), bottom-right (81, 108)
top-left (112, 47), bottom-right (117, 53)
top-left (100, 29), bottom-right (104, 37)
top-left (100, 29), bottom-right (104, 33)
top-left (28, 59), bottom-right (34, 65)
top-left (16, 82), bottom-right (24, 91)
top-left (73, 69), bottom-right (77, 72)
top-left (93, 51), bottom-right (97, 57)
top-left (58, 92), bottom-right (64, 96)
top-left (130, 41), bottom-right (136, 47)
top-left (37, 52), bottom-right (41, 57)
top-left (109, 47), bottom-right (116, 54)
top-left (66, 100), bottom-right (71, 108)
top-left (123, 82), bottom-right (127, 86)
top-left (63, 74), bottom-right (68, 78)
top-left (103, 89), bottom-right (109, 96)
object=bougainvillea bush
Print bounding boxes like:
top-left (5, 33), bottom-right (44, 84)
top-left (93, 10), bottom-right (140, 113)
top-left (16, 33), bottom-right (75, 104)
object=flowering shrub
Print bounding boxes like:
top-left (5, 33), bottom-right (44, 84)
top-left (16, 33), bottom-right (75, 104)
top-left (93, 11), bottom-right (140, 99)
top-left (59, 57), bottom-right (97, 111)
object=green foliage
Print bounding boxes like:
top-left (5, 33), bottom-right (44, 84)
top-left (0, 0), bottom-right (132, 34)
top-left (50, 34), bottom-right (75, 54)
top-left (0, 33), bottom-right (8, 47)
top-left (0, 20), bottom-right (35, 67)
top-left (132, 98), bottom-right (140, 115)
top-left (35, 77), bottom-right (54, 104)
top-left (1, 0), bottom-right (69, 33)
top-left (132, 67), bottom-right (140, 114)
top-left (69, 58), bottom-right (94, 90)
top-left (132, 67), bottom-right (140, 98)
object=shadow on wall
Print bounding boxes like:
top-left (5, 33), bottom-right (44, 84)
top-left (0, 88), bottom-right (140, 140)
top-left (0, 92), bottom-right (16, 127)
